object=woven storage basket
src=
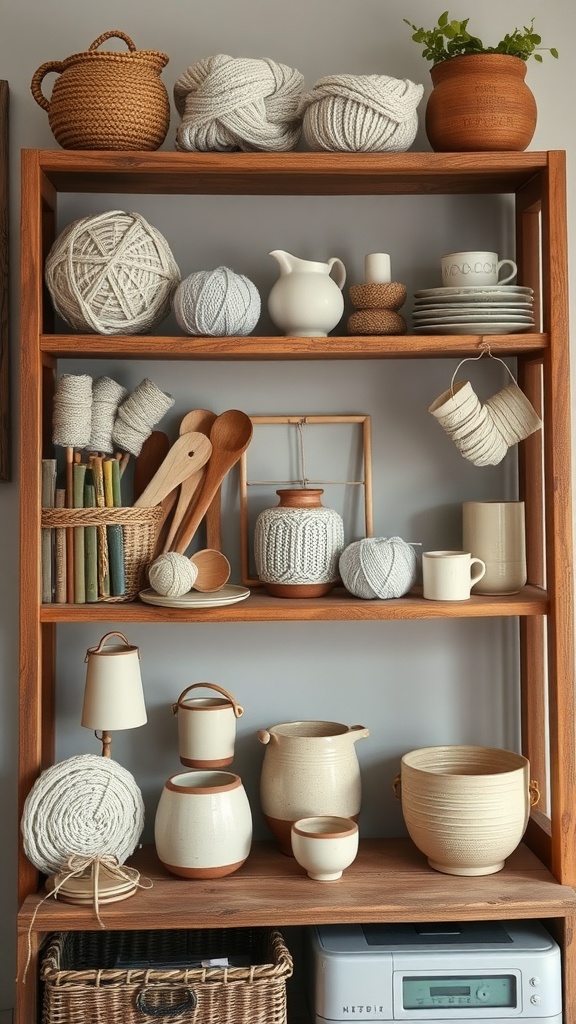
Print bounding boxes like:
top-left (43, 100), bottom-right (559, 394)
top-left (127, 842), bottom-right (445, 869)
top-left (31, 30), bottom-right (170, 151)
top-left (41, 927), bottom-right (293, 1024)
top-left (41, 505), bottom-right (163, 601)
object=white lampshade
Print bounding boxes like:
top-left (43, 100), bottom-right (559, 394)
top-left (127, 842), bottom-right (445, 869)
top-left (81, 632), bottom-right (147, 733)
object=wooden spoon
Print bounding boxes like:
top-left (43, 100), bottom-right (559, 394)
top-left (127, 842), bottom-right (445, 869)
top-left (190, 548), bottom-right (231, 592)
top-left (162, 409), bottom-right (217, 553)
top-left (133, 430), bottom-right (169, 501)
top-left (134, 431), bottom-right (212, 508)
top-left (174, 410), bottom-right (253, 554)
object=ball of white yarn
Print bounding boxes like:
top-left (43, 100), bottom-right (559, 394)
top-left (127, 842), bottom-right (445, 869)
top-left (339, 537), bottom-right (417, 599)
top-left (174, 54), bottom-right (305, 152)
top-left (45, 210), bottom-right (180, 335)
top-left (174, 266), bottom-right (261, 336)
top-left (299, 74), bottom-right (424, 153)
top-left (149, 552), bottom-right (198, 597)
top-left (21, 754), bottom-right (144, 874)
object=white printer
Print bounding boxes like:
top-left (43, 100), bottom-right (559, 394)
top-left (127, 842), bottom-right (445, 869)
top-left (308, 920), bottom-right (562, 1024)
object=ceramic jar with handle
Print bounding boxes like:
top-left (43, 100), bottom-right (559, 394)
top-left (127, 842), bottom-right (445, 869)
top-left (154, 770), bottom-right (252, 878)
top-left (172, 682), bottom-right (244, 767)
top-left (268, 250), bottom-right (346, 336)
top-left (258, 720), bottom-right (369, 854)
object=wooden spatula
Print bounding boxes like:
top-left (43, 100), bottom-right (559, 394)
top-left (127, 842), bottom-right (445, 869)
top-left (134, 431), bottom-right (212, 508)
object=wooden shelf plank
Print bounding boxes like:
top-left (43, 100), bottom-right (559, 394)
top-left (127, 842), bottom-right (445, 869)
top-left (41, 332), bottom-right (547, 360)
top-left (19, 840), bottom-right (576, 934)
top-left (39, 585), bottom-right (548, 623)
top-left (30, 149), bottom-right (551, 196)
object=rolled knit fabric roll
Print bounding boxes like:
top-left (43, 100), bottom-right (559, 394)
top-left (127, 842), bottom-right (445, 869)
top-left (52, 373), bottom-right (93, 448)
top-left (89, 376), bottom-right (128, 453)
top-left (299, 74), bottom-right (424, 153)
top-left (174, 54), bottom-right (305, 152)
top-left (112, 378), bottom-right (175, 457)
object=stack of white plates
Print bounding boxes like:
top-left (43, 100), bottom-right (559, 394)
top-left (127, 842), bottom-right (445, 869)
top-left (412, 285), bottom-right (535, 335)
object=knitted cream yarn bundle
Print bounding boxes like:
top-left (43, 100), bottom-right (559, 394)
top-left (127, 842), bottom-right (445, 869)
top-left (174, 54), bottom-right (305, 152)
top-left (45, 210), bottom-right (180, 335)
top-left (149, 552), bottom-right (198, 597)
top-left (174, 266), bottom-right (261, 336)
top-left (21, 754), bottom-right (145, 874)
top-left (339, 537), bottom-right (417, 599)
top-left (299, 74), bottom-right (424, 152)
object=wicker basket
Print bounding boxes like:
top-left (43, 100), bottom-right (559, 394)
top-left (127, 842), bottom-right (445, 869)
top-left (41, 928), bottom-right (293, 1024)
top-left (31, 30), bottom-right (170, 151)
top-left (41, 505), bottom-right (163, 602)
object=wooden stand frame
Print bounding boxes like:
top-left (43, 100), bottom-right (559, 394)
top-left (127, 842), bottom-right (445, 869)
top-left (238, 414), bottom-right (373, 586)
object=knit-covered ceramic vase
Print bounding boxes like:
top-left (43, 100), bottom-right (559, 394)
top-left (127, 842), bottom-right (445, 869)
top-left (254, 488), bottom-right (344, 598)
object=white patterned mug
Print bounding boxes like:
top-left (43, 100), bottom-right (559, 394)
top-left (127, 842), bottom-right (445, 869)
top-left (441, 251), bottom-right (517, 288)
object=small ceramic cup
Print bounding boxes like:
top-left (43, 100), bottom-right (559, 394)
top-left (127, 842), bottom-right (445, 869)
top-left (290, 815), bottom-right (359, 881)
top-left (440, 251), bottom-right (517, 288)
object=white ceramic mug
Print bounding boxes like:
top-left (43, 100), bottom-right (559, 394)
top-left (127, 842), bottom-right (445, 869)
top-left (462, 501), bottom-right (527, 595)
top-left (441, 251), bottom-right (517, 288)
top-left (422, 550), bottom-right (486, 601)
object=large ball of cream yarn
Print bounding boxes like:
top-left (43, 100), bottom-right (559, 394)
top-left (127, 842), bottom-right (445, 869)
top-left (45, 210), bottom-right (180, 335)
top-left (299, 74), bottom-right (424, 152)
top-left (339, 537), bottom-right (417, 599)
top-left (174, 266), bottom-right (261, 336)
top-left (174, 54), bottom-right (305, 152)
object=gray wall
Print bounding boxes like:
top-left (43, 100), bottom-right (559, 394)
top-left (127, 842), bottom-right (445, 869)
top-left (1, 0), bottom-right (574, 1012)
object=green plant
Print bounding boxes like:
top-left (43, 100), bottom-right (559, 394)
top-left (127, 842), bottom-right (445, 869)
top-left (404, 12), bottom-right (558, 64)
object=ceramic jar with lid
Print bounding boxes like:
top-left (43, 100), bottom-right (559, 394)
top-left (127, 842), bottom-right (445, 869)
top-left (254, 488), bottom-right (344, 598)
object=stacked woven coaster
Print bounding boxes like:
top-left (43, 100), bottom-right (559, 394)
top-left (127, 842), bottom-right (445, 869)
top-left (348, 282), bottom-right (407, 335)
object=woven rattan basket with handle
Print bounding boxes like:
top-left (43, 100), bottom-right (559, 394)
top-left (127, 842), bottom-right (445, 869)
top-left (41, 927), bottom-right (293, 1024)
top-left (41, 505), bottom-right (163, 602)
top-left (31, 30), bottom-right (170, 150)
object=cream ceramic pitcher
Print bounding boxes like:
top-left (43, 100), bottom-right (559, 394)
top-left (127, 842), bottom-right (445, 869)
top-left (267, 250), bottom-right (346, 337)
top-left (258, 719), bottom-right (369, 854)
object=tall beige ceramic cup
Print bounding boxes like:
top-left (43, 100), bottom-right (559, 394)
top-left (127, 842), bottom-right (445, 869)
top-left (462, 501), bottom-right (526, 595)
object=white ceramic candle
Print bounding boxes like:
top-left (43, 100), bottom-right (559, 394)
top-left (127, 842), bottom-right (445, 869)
top-left (364, 252), bottom-right (391, 283)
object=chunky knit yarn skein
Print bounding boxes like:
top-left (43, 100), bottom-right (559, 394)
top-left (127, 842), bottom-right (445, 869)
top-left (45, 210), bottom-right (180, 335)
top-left (174, 267), bottom-right (261, 336)
top-left (174, 54), bottom-right (305, 152)
top-left (299, 74), bottom-right (424, 152)
top-left (149, 552), bottom-right (198, 598)
top-left (339, 537), bottom-right (417, 599)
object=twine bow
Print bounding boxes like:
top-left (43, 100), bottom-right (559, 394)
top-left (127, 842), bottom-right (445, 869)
top-left (22, 854), bottom-right (152, 982)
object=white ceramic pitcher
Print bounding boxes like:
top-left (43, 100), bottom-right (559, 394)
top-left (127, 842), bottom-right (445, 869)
top-left (258, 719), bottom-right (369, 854)
top-left (267, 250), bottom-right (346, 337)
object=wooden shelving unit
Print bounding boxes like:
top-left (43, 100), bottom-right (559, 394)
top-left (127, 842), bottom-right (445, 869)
top-left (17, 149), bottom-right (575, 1023)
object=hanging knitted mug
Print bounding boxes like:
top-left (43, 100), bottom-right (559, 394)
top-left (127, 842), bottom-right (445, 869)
top-left (254, 488), bottom-right (344, 598)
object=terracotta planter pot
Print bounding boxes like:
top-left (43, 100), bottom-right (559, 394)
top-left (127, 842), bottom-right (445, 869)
top-left (425, 54), bottom-right (537, 152)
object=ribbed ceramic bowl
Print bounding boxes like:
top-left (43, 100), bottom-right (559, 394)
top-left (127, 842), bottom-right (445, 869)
top-left (399, 745), bottom-right (537, 876)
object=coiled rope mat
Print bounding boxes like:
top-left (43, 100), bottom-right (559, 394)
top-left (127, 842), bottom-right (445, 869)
top-left (21, 753), bottom-right (144, 875)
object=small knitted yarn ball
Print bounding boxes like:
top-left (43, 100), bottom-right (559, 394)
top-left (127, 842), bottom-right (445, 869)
top-left (174, 266), bottom-right (261, 336)
top-left (149, 552), bottom-right (198, 597)
top-left (174, 54), bottom-right (305, 152)
top-left (339, 537), bottom-right (417, 599)
top-left (45, 210), bottom-right (180, 335)
top-left (299, 74), bottom-right (424, 153)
